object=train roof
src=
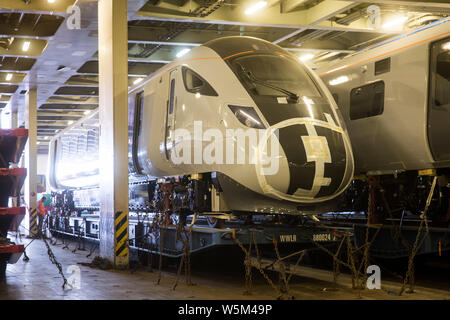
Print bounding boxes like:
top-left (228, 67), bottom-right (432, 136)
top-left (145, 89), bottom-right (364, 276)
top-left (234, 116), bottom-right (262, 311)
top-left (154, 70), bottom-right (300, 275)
top-left (319, 16), bottom-right (450, 76)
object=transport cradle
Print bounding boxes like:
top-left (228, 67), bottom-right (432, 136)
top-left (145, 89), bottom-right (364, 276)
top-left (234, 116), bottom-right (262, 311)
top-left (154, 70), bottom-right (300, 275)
top-left (48, 214), bottom-right (352, 258)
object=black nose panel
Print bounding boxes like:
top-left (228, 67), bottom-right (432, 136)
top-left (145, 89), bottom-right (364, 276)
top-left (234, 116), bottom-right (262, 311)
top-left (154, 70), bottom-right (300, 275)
top-left (278, 124), bottom-right (314, 194)
top-left (314, 126), bottom-right (347, 198)
top-left (278, 124), bottom-right (347, 198)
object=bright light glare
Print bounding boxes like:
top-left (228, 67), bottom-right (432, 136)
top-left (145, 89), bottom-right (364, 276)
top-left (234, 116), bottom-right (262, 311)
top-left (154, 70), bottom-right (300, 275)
top-left (22, 41), bottom-right (30, 52)
top-left (48, 0), bottom-right (55, 3)
top-left (133, 78), bottom-right (143, 85)
top-left (68, 120), bottom-right (74, 125)
top-left (195, 92), bottom-right (201, 99)
top-left (5, 74), bottom-right (13, 81)
top-left (299, 54), bottom-right (314, 62)
top-left (84, 110), bottom-right (91, 115)
top-left (176, 48), bottom-right (191, 58)
top-left (245, 1), bottom-right (267, 15)
top-left (443, 42), bottom-right (450, 51)
top-left (302, 96), bottom-right (315, 119)
top-left (239, 110), bottom-right (261, 125)
top-left (382, 16), bottom-right (408, 30)
top-left (329, 75), bottom-right (349, 86)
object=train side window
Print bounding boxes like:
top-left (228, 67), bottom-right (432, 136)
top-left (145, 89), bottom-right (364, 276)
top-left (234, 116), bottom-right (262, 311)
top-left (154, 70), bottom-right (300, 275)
top-left (375, 58), bottom-right (391, 75)
top-left (349, 81), bottom-right (385, 120)
top-left (169, 79), bottom-right (175, 114)
top-left (431, 40), bottom-right (450, 107)
top-left (132, 91), bottom-right (144, 174)
top-left (182, 66), bottom-right (218, 97)
top-left (427, 37), bottom-right (450, 162)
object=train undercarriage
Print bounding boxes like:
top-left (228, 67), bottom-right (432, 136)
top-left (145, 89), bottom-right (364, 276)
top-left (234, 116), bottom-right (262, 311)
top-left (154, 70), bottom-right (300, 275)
top-left (47, 170), bottom-right (450, 261)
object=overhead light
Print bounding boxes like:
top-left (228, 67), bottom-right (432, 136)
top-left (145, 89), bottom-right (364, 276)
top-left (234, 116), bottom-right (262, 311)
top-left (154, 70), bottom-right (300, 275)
top-left (176, 48), bottom-right (191, 58)
top-left (48, 0), bottom-right (55, 3)
top-left (245, 1), bottom-right (267, 15)
top-left (382, 16), bottom-right (408, 30)
top-left (68, 120), bottom-right (74, 125)
top-left (5, 74), bottom-right (13, 81)
top-left (44, 136), bottom-right (49, 140)
top-left (37, 142), bottom-right (40, 145)
top-left (22, 41), bottom-right (30, 52)
top-left (84, 110), bottom-right (91, 115)
top-left (133, 78), bottom-right (143, 85)
top-left (299, 54), bottom-right (314, 62)
top-left (195, 93), bottom-right (201, 99)
top-left (443, 42), bottom-right (450, 51)
top-left (329, 75), bottom-right (350, 86)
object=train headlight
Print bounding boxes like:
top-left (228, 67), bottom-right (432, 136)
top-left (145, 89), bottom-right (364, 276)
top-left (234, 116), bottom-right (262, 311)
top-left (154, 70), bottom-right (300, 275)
top-left (228, 105), bottom-right (266, 129)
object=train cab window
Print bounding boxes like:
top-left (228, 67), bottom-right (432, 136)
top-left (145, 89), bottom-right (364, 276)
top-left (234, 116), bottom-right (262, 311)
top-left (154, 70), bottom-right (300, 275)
top-left (182, 66), bottom-right (218, 96)
top-left (349, 81), bottom-right (385, 120)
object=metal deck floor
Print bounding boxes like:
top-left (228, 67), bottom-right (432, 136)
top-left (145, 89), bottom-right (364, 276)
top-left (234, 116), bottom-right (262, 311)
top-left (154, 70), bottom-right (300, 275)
top-left (0, 238), bottom-right (448, 300)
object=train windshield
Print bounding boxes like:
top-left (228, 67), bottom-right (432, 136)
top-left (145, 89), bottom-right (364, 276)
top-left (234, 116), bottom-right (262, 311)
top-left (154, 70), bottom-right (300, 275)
top-left (230, 53), bottom-right (322, 99)
top-left (228, 52), bottom-right (338, 126)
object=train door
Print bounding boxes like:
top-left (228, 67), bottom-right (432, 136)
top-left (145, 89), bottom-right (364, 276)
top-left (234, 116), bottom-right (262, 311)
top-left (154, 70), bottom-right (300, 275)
top-left (164, 69), bottom-right (178, 160)
top-left (427, 37), bottom-right (450, 162)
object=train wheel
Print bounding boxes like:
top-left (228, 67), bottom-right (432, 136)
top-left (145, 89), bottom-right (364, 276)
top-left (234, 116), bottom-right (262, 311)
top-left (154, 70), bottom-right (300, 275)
top-left (206, 216), bottom-right (225, 229)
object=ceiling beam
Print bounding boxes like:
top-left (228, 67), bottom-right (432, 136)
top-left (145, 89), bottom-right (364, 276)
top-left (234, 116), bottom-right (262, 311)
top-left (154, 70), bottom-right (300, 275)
top-left (136, 2), bottom-right (396, 34)
top-left (339, 0), bottom-right (450, 8)
top-left (273, 0), bottom-right (360, 43)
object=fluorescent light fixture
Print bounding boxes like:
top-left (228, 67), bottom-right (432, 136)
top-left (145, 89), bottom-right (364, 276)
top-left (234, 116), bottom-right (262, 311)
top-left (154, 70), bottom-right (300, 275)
top-left (443, 42), bottom-right (450, 51)
top-left (382, 16), bottom-right (408, 30)
top-left (176, 48), bottom-right (191, 58)
top-left (245, 1), bottom-right (267, 15)
top-left (22, 41), bottom-right (30, 52)
top-left (133, 78), bottom-right (143, 85)
top-left (299, 54), bottom-right (314, 62)
top-left (5, 74), bottom-right (13, 81)
top-left (329, 75), bottom-right (350, 86)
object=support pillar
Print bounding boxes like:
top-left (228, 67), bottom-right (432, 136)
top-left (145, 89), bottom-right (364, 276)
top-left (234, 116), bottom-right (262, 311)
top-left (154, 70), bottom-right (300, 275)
top-left (10, 107), bottom-right (18, 129)
top-left (24, 88), bottom-right (38, 237)
top-left (98, 0), bottom-right (129, 268)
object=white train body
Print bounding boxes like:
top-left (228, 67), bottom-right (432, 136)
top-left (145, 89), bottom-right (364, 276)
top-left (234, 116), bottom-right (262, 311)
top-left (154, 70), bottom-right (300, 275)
top-left (319, 17), bottom-right (450, 175)
top-left (49, 37), bottom-right (354, 215)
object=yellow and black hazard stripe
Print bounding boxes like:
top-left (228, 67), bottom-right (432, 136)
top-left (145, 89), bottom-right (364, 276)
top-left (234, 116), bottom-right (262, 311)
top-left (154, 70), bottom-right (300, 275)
top-left (114, 211), bottom-right (129, 257)
top-left (30, 208), bottom-right (38, 235)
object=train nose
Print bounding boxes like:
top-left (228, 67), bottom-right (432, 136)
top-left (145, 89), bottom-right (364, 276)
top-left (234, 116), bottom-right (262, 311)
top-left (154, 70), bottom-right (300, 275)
top-left (257, 118), bottom-right (351, 203)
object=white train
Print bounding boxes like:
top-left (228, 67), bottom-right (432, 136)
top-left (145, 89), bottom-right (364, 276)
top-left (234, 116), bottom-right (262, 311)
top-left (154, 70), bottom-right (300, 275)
top-left (48, 36), bottom-right (354, 216)
top-left (319, 17), bottom-right (450, 225)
